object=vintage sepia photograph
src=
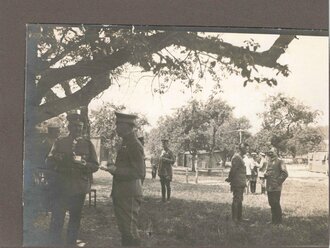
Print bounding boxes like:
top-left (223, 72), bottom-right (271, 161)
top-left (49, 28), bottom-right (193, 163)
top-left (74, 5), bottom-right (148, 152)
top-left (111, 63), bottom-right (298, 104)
top-left (23, 24), bottom-right (328, 247)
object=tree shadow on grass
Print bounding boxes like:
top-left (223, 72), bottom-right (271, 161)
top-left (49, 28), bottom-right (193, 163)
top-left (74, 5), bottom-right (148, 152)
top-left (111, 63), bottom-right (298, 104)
top-left (24, 177), bottom-right (329, 247)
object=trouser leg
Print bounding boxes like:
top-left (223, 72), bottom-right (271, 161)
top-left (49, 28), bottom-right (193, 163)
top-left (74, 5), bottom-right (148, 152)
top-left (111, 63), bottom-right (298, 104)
top-left (160, 179), bottom-right (166, 201)
top-left (267, 191), bottom-right (282, 224)
top-left (237, 201), bottom-right (242, 221)
top-left (166, 180), bottom-right (171, 200)
top-left (49, 195), bottom-right (67, 245)
top-left (260, 179), bottom-right (266, 194)
top-left (113, 196), bottom-right (142, 246)
top-left (251, 181), bottom-right (256, 193)
top-left (66, 194), bottom-right (86, 245)
top-left (232, 187), bottom-right (244, 222)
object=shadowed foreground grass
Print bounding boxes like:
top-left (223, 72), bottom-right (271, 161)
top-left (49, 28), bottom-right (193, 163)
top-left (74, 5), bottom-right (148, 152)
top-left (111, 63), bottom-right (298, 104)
top-left (25, 168), bottom-right (329, 247)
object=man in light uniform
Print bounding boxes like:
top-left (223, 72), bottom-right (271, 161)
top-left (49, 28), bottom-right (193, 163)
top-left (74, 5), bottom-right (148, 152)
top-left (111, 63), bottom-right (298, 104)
top-left (264, 147), bottom-right (288, 225)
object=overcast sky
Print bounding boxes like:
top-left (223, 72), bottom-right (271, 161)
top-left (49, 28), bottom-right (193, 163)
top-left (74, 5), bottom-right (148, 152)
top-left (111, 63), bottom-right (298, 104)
top-left (89, 32), bottom-right (328, 134)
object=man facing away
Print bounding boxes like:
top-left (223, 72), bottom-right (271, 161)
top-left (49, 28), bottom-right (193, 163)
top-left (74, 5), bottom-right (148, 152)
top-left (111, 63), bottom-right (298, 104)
top-left (226, 143), bottom-right (248, 223)
top-left (264, 147), bottom-right (288, 225)
top-left (107, 112), bottom-right (146, 246)
top-left (46, 112), bottom-right (99, 245)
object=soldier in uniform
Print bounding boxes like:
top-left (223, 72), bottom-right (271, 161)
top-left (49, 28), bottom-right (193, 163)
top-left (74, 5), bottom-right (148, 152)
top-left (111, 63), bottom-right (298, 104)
top-left (150, 156), bottom-right (158, 179)
top-left (157, 139), bottom-right (175, 203)
top-left (264, 147), bottom-right (288, 225)
top-left (225, 143), bottom-right (248, 223)
top-left (46, 113), bottom-right (99, 245)
top-left (41, 126), bottom-right (61, 213)
top-left (107, 112), bottom-right (146, 246)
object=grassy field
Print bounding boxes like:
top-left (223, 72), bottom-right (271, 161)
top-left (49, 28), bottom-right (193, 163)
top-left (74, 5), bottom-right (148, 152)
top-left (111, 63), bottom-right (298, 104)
top-left (25, 165), bottom-right (329, 247)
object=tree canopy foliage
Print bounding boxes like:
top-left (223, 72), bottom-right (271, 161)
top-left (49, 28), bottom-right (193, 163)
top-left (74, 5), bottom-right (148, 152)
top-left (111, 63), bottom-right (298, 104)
top-left (145, 98), bottom-right (252, 168)
top-left (26, 25), bottom-right (295, 127)
top-left (254, 93), bottom-right (322, 156)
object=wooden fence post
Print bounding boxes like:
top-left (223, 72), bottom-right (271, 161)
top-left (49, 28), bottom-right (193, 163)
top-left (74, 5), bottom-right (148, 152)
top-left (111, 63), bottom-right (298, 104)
top-left (185, 167), bottom-right (189, 183)
top-left (195, 167), bottom-right (199, 184)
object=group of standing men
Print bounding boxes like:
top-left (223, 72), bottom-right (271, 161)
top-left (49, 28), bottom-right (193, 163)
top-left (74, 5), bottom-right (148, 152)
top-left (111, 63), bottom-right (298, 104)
top-left (27, 110), bottom-right (288, 247)
top-left (226, 143), bottom-right (289, 225)
top-left (44, 111), bottom-right (148, 246)
top-left (31, 111), bottom-right (173, 247)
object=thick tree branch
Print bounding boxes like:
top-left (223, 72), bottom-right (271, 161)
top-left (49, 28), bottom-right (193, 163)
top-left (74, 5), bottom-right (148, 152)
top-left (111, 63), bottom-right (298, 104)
top-left (36, 73), bottom-right (110, 123)
top-left (36, 32), bottom-right (178, 104)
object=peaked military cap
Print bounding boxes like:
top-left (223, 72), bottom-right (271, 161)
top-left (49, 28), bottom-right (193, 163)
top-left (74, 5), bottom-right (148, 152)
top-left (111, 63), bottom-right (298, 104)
top-left (115, 112), bottom-right (137, 126)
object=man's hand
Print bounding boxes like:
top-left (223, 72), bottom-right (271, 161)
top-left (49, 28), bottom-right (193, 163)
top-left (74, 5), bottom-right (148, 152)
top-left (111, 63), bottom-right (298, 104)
top-left (74, 159), bottom-right (87, 168)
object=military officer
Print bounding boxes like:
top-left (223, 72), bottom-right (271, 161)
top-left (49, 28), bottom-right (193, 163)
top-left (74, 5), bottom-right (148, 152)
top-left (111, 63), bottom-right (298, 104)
top-left (157, 138), bottom-right (175, 203)
top-left (46, 112), bottom-right (99, 245)
top-left (41, 125), bottom-right (61, 213)
top-left (264, 147), bottom-right (288, 225)
top-left (225, 143), bottom-right (248, 223)
top-left (107, 112), bottom-right (146, 246)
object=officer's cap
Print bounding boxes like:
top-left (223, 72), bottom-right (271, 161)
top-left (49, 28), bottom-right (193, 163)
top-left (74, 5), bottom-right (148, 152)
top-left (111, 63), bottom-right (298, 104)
top-left (251, 152), bottom-right (257, 156)
top-left (115, 112), bottom-right (137, 126)
top-left (259, 152), bottom-right (265, 156)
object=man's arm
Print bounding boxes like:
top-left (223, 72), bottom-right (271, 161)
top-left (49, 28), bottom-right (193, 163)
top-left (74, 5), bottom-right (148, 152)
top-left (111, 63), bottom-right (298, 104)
top-left (278, 160), bottom-right (288, 184)
top-left (85, 141), bottom-right (99, 173)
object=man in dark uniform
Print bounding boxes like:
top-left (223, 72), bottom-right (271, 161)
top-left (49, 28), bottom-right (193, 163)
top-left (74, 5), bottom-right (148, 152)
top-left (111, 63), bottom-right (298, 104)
top-left (41, 125), bottom-right (61, 213)
top-left (46, 113), bottom-right (99, 245)
top-left (264, 147), bottom-right (288, 225)
top-left (150, 156), bottom-right (158, 179)
top-left (225, 143), bottom-right (247, 223)
top-left (107, 112), bottom-right (146, 246)
top-left (157, 139), bottom-right (175, 203)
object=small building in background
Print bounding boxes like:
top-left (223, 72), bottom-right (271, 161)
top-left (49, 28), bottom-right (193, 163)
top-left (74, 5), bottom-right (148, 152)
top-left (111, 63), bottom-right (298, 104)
top-left (177, 150), bottom-right (222, 169)
top-left (308, 151), bottom-right (328, 174)
top-left (308, 139), bottom-right (329, 174)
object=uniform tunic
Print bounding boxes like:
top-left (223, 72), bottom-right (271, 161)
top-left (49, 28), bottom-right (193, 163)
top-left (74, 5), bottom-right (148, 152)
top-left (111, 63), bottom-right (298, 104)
top-left (111, 133), bottom-right (146, 198)
top-left (47, 135), bottom-right (99, 195)
top-left (157, 149), bottom-right (175, 181)
top-left (265, 158), bottom-right (288, 192)
top-left (111, 132), bottom-right (146, 245)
